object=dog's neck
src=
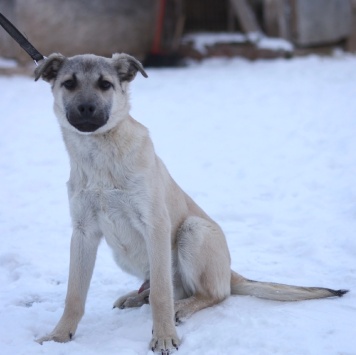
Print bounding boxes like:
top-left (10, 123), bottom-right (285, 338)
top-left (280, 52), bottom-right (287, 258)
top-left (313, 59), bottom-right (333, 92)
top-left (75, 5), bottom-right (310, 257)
top-left (61, 115), bottom-right (151, 189)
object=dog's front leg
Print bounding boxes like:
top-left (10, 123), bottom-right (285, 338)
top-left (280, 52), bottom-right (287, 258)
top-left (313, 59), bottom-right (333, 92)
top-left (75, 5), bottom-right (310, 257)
top-left (37, 229), bottom-right (101, 343)
top-left (147, 217), bottom-right (180, 354)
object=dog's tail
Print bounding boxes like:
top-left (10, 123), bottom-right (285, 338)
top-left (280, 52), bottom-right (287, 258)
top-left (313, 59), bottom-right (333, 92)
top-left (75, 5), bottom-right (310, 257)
top-left (230, 270), bottom-right (348, 301)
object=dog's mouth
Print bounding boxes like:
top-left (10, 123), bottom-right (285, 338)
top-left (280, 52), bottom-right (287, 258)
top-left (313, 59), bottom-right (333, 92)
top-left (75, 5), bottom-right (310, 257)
top-left (65, 102), bottom-right (111, 133)
top-left (66, 112), bottom-right (109, 133)
top-left (71, 121), bottom-right (103, 133)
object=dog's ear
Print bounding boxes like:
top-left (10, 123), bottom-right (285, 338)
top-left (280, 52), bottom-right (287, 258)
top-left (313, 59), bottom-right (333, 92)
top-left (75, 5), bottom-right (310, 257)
top-left (34, 53), bottom-right (66, 82)
top-left (111, 53), bottom-right (148, 82)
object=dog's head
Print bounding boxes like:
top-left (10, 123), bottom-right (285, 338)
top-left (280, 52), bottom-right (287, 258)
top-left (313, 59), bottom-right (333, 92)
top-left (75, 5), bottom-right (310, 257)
top-left (35, 53), bottom-right (148, 134)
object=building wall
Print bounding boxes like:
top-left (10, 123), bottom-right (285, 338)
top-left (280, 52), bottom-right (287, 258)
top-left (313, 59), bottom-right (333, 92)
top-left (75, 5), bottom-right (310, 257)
top-left (293, 0), bottom-right (352, 46)
top-left (0, 0), bottom-right (159, 63)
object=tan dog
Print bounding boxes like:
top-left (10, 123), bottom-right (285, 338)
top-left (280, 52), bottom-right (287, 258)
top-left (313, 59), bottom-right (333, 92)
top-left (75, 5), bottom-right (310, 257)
top-left (34, 53), bottom-right (348, 354)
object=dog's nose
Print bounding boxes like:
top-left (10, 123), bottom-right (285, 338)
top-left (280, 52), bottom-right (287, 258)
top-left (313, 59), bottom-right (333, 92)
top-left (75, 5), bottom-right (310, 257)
top-left (78, 103), bottom-right (96, 117)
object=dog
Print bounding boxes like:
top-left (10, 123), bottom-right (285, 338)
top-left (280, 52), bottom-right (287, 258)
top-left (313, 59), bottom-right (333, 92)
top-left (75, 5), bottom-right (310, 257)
top-left (34, 53), bottom-right (348, 354)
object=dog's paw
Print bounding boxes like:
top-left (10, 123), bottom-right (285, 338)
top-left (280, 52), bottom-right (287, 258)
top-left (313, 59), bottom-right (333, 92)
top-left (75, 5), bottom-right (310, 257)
top-left (150, 334), bottom-right (180, 354)
top-left (113, 289), bottom-right (150, 309)
top-left (36, 330), bottom-right (73, 344)
top-left (174, 303), bottom-right (192, 325)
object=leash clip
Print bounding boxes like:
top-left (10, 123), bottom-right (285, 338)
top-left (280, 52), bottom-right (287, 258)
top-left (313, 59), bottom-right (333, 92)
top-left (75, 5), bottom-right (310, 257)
top-left (34, 56), bottom-right (47, 67)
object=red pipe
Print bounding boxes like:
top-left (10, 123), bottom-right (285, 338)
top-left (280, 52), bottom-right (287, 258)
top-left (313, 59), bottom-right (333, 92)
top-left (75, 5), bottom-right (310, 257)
top-left (151, 0), bottom-right (166, 54)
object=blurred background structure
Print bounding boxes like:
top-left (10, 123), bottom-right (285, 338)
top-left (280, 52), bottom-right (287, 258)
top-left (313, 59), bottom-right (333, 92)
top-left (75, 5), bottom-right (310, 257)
top-left (0, 0), bottom-right (355, 67)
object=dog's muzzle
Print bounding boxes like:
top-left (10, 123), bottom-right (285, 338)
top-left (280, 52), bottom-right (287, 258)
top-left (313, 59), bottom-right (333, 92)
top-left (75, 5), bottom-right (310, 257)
top-left (67, 103), bottom-right (108, 132)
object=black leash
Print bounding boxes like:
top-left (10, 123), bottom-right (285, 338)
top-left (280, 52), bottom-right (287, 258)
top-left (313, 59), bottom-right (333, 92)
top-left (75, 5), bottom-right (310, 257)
top-left (0, 12), bottom-right (45, 65)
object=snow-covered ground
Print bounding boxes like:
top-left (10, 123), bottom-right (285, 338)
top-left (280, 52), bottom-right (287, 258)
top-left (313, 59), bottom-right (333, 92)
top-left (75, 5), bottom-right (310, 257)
top-left (0, 54), bottom-right (355, 355)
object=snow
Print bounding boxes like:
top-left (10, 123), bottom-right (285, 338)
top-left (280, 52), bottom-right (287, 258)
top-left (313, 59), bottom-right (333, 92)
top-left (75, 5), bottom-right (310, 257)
top-left (183, 32), bottom-right (293, 53)
top-left (183, 32), bottom-right (247, 52)
top-left (0, 54), bottom-right (355, 355)
top-left (257, 36), bottom-right (293, 51)
top-left (0, 57), bottom-right (17, 68)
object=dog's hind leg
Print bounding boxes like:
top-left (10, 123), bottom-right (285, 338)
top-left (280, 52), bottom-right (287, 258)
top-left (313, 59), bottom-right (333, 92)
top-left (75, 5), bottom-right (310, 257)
top-left (174, 216), bottom-right (231, 323)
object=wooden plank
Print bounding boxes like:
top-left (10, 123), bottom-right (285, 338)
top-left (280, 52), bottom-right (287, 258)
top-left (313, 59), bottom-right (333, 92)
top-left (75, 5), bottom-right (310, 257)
top-left (263, 0), bottom-right (290, 39)
top-left (346, 0), bottom-right (356, 52)
top-left (276, 0), bottom-right (290, 40)
top-left (263, 0), bottom-right (279, 37)
top-left (227, 1), bottom-right (237, 32)
top-left (229, 0), bottom-right (262, 36)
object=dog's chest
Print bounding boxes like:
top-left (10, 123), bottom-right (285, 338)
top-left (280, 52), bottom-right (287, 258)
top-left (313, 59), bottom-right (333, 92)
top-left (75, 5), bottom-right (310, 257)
top-left (70, 184), bottom-right (151, 279)
top-left (66, 132), bottom-right (154, 278)
top-left (98, 188), bottom-right (150, 279)
top-left (97, 186), bottom-right (147, 237)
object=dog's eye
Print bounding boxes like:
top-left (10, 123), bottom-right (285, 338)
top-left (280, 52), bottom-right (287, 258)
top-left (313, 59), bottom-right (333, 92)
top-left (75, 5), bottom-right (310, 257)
top-left (98, 80), bottom-right (113, 91)
top-left (62, 79), bottom-right (76, 90)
